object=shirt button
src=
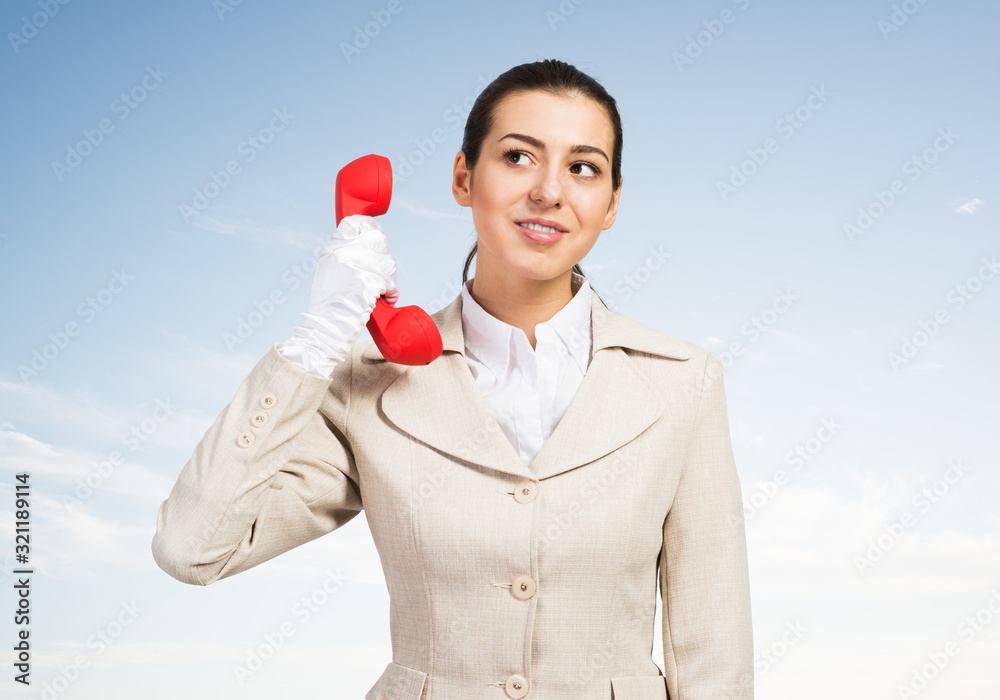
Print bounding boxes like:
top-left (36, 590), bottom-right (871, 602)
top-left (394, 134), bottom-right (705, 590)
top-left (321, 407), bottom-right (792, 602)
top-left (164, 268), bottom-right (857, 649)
top-left (236, 431), bottom-right (256, 448)
top-left (251, 411), bottom-right (269, 427)
top-left (505, 673), bottom-right (529, 698)
top-left (513, 480), bottom-right (537, 504)
top-left (259, 393), bottom-right (278, 409)
top-left (511, 575), bottom-right (536, 600)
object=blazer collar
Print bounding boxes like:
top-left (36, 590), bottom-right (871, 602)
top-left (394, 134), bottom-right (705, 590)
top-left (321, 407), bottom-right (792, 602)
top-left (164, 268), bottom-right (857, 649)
top-left (362, 287), bottom-right (692, 482)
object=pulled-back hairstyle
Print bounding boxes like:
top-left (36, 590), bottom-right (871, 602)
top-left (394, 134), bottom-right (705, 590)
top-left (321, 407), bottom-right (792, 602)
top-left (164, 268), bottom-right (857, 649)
top-left (459, 59), bottom-right (623, 303)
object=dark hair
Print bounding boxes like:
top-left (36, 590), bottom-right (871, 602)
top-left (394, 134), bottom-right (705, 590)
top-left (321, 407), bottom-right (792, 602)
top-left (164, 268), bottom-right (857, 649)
top-left (459, 59), bottom-right (622, 305)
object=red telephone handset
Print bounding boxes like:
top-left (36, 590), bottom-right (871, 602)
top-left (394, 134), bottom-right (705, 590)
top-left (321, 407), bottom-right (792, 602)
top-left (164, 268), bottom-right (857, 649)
top-left (334, 154), bottom-right (443, 366)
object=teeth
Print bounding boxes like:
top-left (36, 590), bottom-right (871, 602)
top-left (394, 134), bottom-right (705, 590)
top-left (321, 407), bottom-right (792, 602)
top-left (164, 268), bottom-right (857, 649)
top-left (521, 222), bottom-right (561, 234)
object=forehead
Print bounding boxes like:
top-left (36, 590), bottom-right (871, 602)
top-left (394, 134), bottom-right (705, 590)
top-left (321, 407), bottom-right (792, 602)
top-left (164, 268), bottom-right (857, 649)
top-left (489, 90), bottom-right (613, 151)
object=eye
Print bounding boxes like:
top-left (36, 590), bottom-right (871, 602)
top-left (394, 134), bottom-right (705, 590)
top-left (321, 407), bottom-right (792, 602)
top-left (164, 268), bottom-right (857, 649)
top-left (571, 161), bottom-right (601, 178)
top-left (502, 147), bottom-right (531, 165)
top-left (501, 147), bottom-right (603, 179)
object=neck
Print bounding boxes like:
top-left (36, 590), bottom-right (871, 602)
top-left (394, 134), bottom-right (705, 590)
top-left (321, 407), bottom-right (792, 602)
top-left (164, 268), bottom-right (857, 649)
top-left (468, 267), bottom-right (577, 351)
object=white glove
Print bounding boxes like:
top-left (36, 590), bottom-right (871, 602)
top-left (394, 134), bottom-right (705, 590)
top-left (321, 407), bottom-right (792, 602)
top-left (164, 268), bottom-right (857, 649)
top-left (277, 215), bottom-right (400, 379)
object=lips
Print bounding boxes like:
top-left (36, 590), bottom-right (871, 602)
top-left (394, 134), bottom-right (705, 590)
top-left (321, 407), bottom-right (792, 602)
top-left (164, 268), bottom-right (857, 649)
top-left (516, 220), bottom-right (567, 244)
top-left (516, 217), bottom-right (567, 233)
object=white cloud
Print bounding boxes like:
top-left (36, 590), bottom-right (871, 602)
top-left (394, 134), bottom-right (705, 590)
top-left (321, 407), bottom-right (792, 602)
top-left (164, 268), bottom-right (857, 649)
top-left (733, 418), bottom-right (766, 449)
top-left (393, 198), bottom-right (473, 224)
top-left (955, 198), bottom-right (985, 215)
top-left (0, 491), bottom-right (156, 578)
top-left (172, 211), bottom-right (323, 250)
top-left (744, 466), bottom-right (1000, 602)
top-left (910, 362), bottom-right (955, 371)
top-left (0, 424), bottom-right (168, 498)
top-left (0, 376), bottom-right (216, 465)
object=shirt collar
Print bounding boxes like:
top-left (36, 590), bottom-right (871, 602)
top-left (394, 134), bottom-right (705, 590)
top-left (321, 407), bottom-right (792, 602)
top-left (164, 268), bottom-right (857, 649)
top-left (461, 271), bottom-right (593, 379)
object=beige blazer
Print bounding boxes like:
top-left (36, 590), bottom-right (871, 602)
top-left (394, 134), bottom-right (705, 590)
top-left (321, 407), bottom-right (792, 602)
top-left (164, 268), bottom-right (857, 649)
top-left (152, 287), bottom-right (753, 700)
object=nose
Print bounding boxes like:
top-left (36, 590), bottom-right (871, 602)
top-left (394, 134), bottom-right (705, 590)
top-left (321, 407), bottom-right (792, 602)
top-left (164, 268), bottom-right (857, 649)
top-left (529, 164), bottom-right (563, 208)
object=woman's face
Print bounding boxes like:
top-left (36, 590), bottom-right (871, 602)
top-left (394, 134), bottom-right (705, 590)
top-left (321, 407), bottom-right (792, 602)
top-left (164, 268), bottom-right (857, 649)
top-left (452, 90), bottom-right (621, 286)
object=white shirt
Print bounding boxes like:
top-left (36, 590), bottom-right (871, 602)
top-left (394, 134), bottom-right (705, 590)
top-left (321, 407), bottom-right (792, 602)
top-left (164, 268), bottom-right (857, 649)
top-left (460, 272), bottom-right (593, 467)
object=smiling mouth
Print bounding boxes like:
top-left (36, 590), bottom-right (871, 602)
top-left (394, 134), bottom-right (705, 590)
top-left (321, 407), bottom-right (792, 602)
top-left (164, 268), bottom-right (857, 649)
top-left (515, 221), bottom-right (567, 244)
top-left (518, 221), bottom-right (564, 234)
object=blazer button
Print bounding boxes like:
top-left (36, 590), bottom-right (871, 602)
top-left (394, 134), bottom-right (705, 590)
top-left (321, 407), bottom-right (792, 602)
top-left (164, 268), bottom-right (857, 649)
top-left (251, 411), bottom-right (269, 427)
top-left (236, 431), bottom-right (256, 448)
top-left (513, 480), bottom-right (537, 504)
top-left (511, 575), bottom-right (536, 600)
top-left (259, 392), bottom-right (278, 409)
top-left (504, 673), bottom-right (529, 698)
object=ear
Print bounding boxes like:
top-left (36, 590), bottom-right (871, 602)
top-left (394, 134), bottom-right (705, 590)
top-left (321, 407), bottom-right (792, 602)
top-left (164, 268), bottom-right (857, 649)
top-left (602, 176), bottom-right (623, 230)
top-left (452, 151), bottom-right (473, 207)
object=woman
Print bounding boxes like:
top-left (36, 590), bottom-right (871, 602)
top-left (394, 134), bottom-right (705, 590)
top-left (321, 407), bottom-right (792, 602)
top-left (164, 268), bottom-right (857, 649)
top-left (152, 59), bottom-right (753, 700)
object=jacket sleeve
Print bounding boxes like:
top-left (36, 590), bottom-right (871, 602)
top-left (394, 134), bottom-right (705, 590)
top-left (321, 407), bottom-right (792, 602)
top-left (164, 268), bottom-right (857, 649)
top-left (151, 342), bottom-right (363, 586)
top-left (660, 351), bottom-right (754, 699)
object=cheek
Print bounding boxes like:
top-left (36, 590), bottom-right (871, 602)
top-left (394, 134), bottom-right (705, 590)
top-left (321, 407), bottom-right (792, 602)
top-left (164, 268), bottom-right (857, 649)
top-left (582, 192), bottom-right (612, 221)
top-left (471, 191), bottom-right (512, 234)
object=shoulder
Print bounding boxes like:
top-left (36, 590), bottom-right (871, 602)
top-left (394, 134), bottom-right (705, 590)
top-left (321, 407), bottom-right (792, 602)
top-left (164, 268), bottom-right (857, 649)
top-left (601, 307), bottom-right (712, 367)
top-left (606, 312), bottom-right (724, 408)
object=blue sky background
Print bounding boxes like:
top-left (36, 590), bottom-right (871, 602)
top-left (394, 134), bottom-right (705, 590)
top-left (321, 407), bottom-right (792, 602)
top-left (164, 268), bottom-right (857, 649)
top-left (1, 0), bottom-right (998, 697)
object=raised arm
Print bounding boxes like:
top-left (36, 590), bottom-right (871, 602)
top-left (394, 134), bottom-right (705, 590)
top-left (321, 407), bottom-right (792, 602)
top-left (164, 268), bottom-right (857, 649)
top-left (152, 214), bottom-right (399, 585)
top-left (151, 342), bottom-right (363, 585)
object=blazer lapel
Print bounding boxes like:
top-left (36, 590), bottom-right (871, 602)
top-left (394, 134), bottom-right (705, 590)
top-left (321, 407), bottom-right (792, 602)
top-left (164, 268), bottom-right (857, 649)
top-left (364, 286), bottom-right (693, 482)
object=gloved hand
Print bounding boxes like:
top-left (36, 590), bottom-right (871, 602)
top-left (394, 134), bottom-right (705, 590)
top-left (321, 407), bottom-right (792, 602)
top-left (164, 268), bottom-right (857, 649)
top-left (277, 214), bottom-right (400, 379)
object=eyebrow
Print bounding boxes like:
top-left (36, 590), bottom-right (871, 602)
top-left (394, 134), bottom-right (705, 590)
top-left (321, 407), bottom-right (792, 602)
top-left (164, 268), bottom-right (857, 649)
top-left (498, 132), bottom-right (609, 163)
